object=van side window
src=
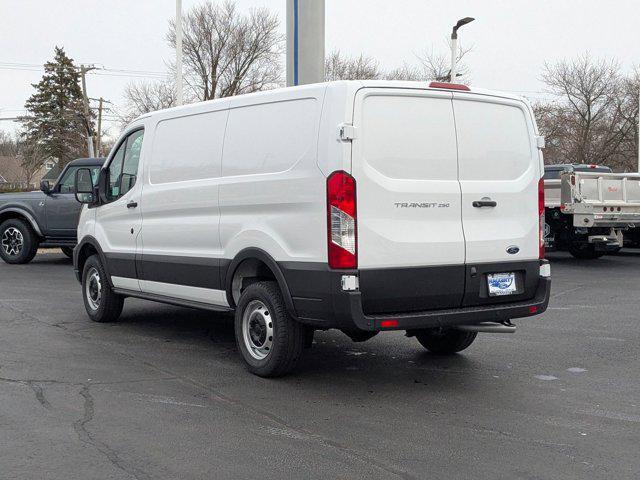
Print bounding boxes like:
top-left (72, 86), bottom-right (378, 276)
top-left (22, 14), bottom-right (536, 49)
top-left (121, 130), bottom-right (144, 195)
top-left (106, 129), bottom-right (144, 202)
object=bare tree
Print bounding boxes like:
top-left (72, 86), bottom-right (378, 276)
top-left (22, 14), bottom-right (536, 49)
top-left (0, 130), bottom-right (47, 187)
top-left (325, 50), bottom-right (381, 81)
top-left (614, 67), bottom-right (640, 170)
top-left (325, 42), bottom-right (472, 83)
top-left (415, 43), bottom-right (473, 82)
top-left (167, 0), bottom-right (283, 101)
top-left (385, 63), bottom-right (422, 81)
top-left (19, 136), bottom-right (47, 185)
top-left (0, 130), bottom-right (19, 156)
top-left (540, 53), bottom-right (626, 166)
top-left (384, 42), bottom-right (472, 82)
top-left (121, 80), bottom-right (177, 125)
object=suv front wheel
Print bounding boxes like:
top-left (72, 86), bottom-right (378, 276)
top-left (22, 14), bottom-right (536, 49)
top-left (234, 281), bottom-right (306, 377)
top-left (82, 254), bottom-right (124, 322)
top-left (0, 218), bottom-right (39, 264)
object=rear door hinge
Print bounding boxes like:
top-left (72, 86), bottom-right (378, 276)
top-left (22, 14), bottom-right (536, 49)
top-left (339, 124), bottom-right (356, 141)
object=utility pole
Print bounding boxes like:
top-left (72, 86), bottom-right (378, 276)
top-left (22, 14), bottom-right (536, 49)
top-left (96, 97), bottom-right (103, 156)
top-left (79, 64), bottom-right (96, 157)
top-left (176, 0), bottom-right (184, 105)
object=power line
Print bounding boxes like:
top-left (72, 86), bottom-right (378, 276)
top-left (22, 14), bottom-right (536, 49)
top-left (0, 62), bottom-right (169, 79)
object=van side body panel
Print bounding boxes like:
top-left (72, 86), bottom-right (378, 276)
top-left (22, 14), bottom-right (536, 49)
top-left (219, 86), bottom-right (328, 265)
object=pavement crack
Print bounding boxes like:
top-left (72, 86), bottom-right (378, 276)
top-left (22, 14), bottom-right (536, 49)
top-left (132, 361), bottom-right (417, 480)
top-left (73, 384), bottom-right (151, 480)
top-left (26, 381), bottom-right (52, 410)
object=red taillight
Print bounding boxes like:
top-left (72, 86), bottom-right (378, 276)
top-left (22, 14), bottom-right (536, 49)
top-left (428, 81), bottom-right (471, 91)
top-left (380, 320), bottom-right (399, 328)
top-left (327, 171), bottom-right (357, 269)
top-left (538, 177), bottom-right (545, 259)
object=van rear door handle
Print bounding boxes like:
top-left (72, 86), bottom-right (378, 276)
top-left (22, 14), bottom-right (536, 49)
top-left (127, 201), bottom-right (138, 209)
top-left (472, 199), bottom-right (497, 208)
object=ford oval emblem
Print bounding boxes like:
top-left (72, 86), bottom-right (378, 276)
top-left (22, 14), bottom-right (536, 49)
top-left (506, 245), bottom-right (520, 255)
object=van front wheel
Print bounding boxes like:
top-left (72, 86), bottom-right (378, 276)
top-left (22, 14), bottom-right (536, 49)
top-left (234, 281), bottom-right (306, 377)
top-left (82, 255), bottom-right (124, 323)
top-left (414, 329), bottom-right (477, 355)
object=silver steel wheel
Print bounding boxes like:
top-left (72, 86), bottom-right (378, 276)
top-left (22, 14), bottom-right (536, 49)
top-left (1, 227), bottom-right (24, 256)
top-left (85, 267), bottom-right (102, 311)
top-left (241, 300), bottom-right (274, 360)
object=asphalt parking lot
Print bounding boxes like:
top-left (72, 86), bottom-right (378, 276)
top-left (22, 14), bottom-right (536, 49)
top-left (1, 251), bottom-right (639, 479)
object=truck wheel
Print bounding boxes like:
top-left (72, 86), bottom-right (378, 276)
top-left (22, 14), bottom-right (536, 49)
top-left (415, 329), bottom-right (477, 355)
top-left (61, 247), bottom-right (74, 258)
top-left (0, 218), bottom-right (39, 264)
top-left (235, 281), bottom-right (306, 377)
top-left (82, 254), bottom-right (124, 323)
top-left (568, 243), bottom-right (604, 259)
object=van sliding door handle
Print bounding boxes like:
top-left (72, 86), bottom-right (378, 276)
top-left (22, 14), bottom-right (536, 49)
top-left (127, 201), bottom-right (138, 209)
top-left (472, 199), bottom-right (497, 208)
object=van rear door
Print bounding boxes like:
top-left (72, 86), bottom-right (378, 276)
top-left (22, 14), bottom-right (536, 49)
top-left (351, 89), bottom-right (465, 314)
top-left (452, 94), bottom-right (541, 306)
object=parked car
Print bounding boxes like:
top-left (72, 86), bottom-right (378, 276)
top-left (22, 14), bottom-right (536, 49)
top-left (544, 164), bottom-right (640, 258)
top-left (0, 158), bottom-right (104, 264)
top-left (73, 81), bottom-right (551, 377)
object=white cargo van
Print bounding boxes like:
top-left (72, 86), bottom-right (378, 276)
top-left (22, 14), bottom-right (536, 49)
top-left (73, 81), bottom-right (551, 377)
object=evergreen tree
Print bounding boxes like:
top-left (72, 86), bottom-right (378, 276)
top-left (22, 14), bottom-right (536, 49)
top-left (20, 47), bottom-right (93, 168)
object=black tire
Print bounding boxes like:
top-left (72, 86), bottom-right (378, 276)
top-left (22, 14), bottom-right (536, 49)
top-left (61, 246), bottom-right (74, 258)
top-left (415, 329), bottom-right (478, 355)
top-left (0, 218), bottom-right (39, 264)
top-left (234, 281), bottom-right (306, 377)
top-left (82, 254), bottom-right (124, 323)
top-left (568, 243), bottom-right (604, 259)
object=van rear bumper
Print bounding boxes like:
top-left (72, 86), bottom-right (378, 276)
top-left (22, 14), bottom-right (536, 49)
top-left (283, 260), bottom-right (551, 332)
top-left (342, 275), bottom-right (550, 332)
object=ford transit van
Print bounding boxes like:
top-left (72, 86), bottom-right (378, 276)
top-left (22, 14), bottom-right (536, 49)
top-left (73, 81), bottom-right (551, 377)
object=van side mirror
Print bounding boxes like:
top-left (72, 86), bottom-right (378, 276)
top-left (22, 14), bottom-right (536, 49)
top-left (74, 168), bottom-right (95, 204)
top-left (40, 180), bottom-right (50, 194)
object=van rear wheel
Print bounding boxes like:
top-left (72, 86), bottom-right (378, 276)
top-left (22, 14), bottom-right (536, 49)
top-left (234, 281), bottom-right (306, 377)
top-left (415, 329), bottom-right (477, 355)
top-left (82, 254), bottom-right (124, 323)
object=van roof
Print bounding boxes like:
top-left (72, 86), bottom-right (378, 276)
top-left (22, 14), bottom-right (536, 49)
top-left (130, 80), bottom-right (529, 124)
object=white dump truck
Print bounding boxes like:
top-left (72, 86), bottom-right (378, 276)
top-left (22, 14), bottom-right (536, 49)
top-left (544, 164), bottom-right (640, 258)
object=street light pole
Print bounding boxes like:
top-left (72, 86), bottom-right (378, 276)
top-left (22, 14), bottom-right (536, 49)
top-left (450, 17), bottom-right (475, 83)
top-left (176, 0), bottom-right (184, 106)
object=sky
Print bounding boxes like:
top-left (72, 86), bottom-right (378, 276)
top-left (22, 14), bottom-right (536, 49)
top-left (0, 0), bottom-right (638, 140)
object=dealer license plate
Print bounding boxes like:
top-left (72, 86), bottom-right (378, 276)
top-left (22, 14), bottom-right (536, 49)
top-left (487, 272), bottom-right (517, 296)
